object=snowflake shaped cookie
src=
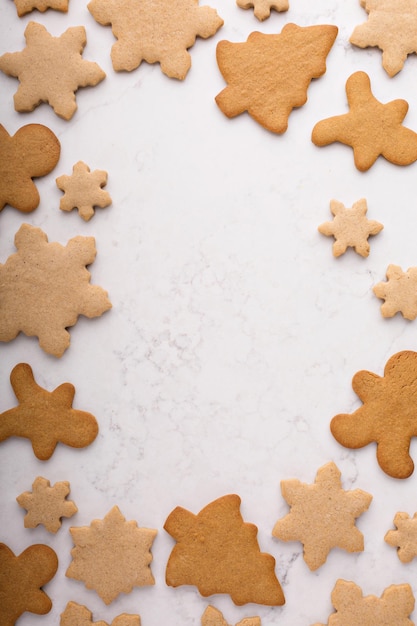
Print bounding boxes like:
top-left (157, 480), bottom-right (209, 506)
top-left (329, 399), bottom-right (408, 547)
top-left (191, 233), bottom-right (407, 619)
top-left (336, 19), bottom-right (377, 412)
top-left (0, 223), bottom-right (111, 356)
top-left (202, 605), bottom-right (261, 626)
top-left (61, 601), bottom-right (141, 626)
top-left (331, 351), bottom-right (417, 478)
top-left (373, 265), bottom-right (417, 319)
top-left (272, 462), bottom-right (372, 570)
top-left (385, 512), bottom-right (417, 562)
top-left (313, 580), bottom-right (415, 626)
top-left (216, 24), bottom-right (337, 133)
top-left (56, 161), bottom-right (112, 221)
top-left (0, 363), bottom-right (98, 459)
top-left (66, 506), bottom-right (157, 604)
top-left (318, 199), bottom-right (383, 257)
top-left (0, 542), bottom-right (58, 626)
top-left (87, 0), bottom-right (224, 79)
top-left (17, 477), bottom-right (77, 532)
top-left (13, 0), bottom-right (69, 16)
top-left (312, 71), bottom-right (417, 170)
top-left (236, 0), bottom-right (288, 21)
top-left (0, 22), bottom-right (105, 119)
top-left (350, 0), bottom-right (417, 77)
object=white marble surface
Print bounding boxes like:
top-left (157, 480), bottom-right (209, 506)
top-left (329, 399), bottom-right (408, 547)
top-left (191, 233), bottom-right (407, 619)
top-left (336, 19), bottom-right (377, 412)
top-left (2, 0), bottom-right (417, 624)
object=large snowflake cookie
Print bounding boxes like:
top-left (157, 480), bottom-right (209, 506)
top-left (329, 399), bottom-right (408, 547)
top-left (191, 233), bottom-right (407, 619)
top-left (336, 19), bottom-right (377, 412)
top-left (0, 223), bottom-right (111, 356)
top-left (0, 22), bottom-right (105, 119)
top-left (312, 580), bottom-right (415, 626)
top-left (164, 493), bottom-right (285, 606)
top-left (331, 351), bottom-right (417, 479)
top-left (87, 0), bottom-right (223, 79)
top-left (66, 506), bottom-right (157, 604)
top-left (312, 71), bottom-right (417, 170)
top-left (272, 462), bottom-right (372, 570)
top-left (215, 24), bottom-right (337, 134)
top-left (350, 0), bottom-right (417, 77)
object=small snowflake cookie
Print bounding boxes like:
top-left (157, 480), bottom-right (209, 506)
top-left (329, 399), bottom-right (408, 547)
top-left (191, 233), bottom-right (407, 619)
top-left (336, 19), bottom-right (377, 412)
top-left (61, 601), bottom-right (141, 626)
top-left (17, 477), bottom-right (77, 532)
top-left (373, 265), bottom-right (417, 319)
top-left (56, 161), bottom-right (112, 221)
top-left (202, 605), bottom-right (261, 626)
top-left (318, 199), bottom-right (383, 257)
top-left (236, 0), bottom-right (288, 21)
top-left (385, 512), bottom-right (417, 562)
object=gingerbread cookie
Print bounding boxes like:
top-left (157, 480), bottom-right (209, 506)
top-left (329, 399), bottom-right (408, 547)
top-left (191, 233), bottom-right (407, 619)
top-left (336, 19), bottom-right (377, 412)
top-left (0, 123), bottom-right (60, 213)
top-left (202, 605), bottom-right (261, 626)
top-left (13, 0), bottom-right (68, 16)
top-left (0, 223), bottom-right (111, 356)
top-left (385, 512), bottom-right (417, 562)
top-left (0, 22), bottom-right (105, 120)
top-left (61, 601), bottom-right (141, 626)
top-left (331, 351), bottom-right (417, 479)
top-left (17, 476), bottom-right (78, 532)
top-left (0, 542), bottom-right (58, 626)
top-left (236, 0), bottom-right (288, 21)
top-left (56, 161), bottom-right (112, 221)
top-left (164, 494), bottom-right (285, 606)
top-left (312, 71), bottom-right (417, 170)
top-left (66, 506), bottom-right (157, 604)
top-left (373, 265), bottom-right (417, 319)
top-left (215, 24), bottom-right (338, 133)
top-left (318, 199), bottom-right (383, 257)
top-left (313, 579), bottom-right (415, 625)
top-left (350, 0), bottom-right (417, 77)
top-left (272, 462), bottom-right (372, 570)
top-left (0, 363), bottom-right (98, 459)
top-left (87, 0), bottom-right (223, 78)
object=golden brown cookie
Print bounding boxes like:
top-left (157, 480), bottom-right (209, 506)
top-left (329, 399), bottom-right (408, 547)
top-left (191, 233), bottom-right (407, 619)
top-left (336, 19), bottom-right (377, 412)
top-left (164, 494), bottom-right (285, 606)
top-left (312, 580), bottom-right (415, 626)
top-left (215, 24), bottom-right (338, 133)
top-left (385, 512), bottom-right (417, 562)
top-left (87, 0), bottom-right (223, 78)
top-left (17, 476), bottom-right (78, 532)
top-left (331, 351), bottom-right (417, 479)
top-left (236, 0), bottom-right (288, 21)
top-left (350, 0), bottom-right (417, 77)
top-left (0, 363), bottom-right (98, 459)
top-left (202, 605), bottom-right (261, 626)
top-left (312, 71), bottom-right (417, 171)
top-left (56, 161), bottom-right (112, 221)
top-left (373, 265), bottom-right (417, 319)
top-left (272, 462), bottom-right (372, 570)
top-left (13, 0), bottom-right (68, 16)
top-left (0, 223), bottom-right (112, 356)
top-left (66, 506), bottom-right (157, 604)
top-left (61, 601), bottom-right (141, 626)
top-left (0, 542), bottom-right (58, 626)
top-left (318, 198), bottom-right (383, 257)
top-left (0, 21), bottom-right (105, 120)
top-left (0, 123), bottom-right (60, 213)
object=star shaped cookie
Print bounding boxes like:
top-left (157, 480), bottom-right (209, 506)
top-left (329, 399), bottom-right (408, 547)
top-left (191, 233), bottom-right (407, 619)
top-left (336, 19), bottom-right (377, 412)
top-left (236, 0), bottom-right (288, 21)
top-left (0, 223), bottom-right (112, 356)
top-left (87, 0), bottom-right (223, 79)
top-left (350, 0), bottom-right (417, 77)
top-left (312, 71), bottom-right (417, 170)
top-left (373, 265), bottom-right (417, 319)
top-left (66, 506), bottom-right (157, 604)
top-left (312, 580), bottom-right (415, 626)
top-left (0, 363), bottom-right (98, 460)
top-left (272, 462), bottom-right (372, 570)
top-left (0, 542), bottom-right (58, 626)
top-left (318, 199), bottom-right (383, 257)
top-left (17, 477), bottom-right (78, 532)
top-left (0, 22), bottom-right (105, 119)
top-left (385, 512), bottom-right (417, 562)
top-left (61, 601), bottom-right (141, 626)
top-left (56, 161), bottom-right (112, 221)
top-left (331, 351), bottom-right (417, 478)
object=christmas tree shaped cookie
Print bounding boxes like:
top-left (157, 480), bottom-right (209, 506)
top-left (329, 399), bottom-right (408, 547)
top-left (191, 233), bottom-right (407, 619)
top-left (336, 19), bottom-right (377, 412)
top-left (164, 494), bottom-right (285, 606)
top-left (215, 24), bottom-right (338, 133)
